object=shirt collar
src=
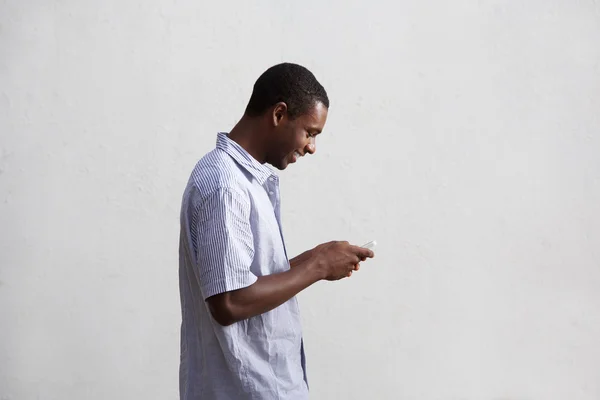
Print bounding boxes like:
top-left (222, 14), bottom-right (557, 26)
top-left (216, 132), bottom-right (276, 185)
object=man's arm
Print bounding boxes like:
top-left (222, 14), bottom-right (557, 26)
top-left (207, 257), bottom-right (322, 326)
top-left (289, 248), bottom-right (312, 268)
top-left (207, 241), bottom-right (373, 326)
top-left (193, 187), bottom-right (373, 326)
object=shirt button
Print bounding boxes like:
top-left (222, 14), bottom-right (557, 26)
top-left (269, 191), bottom-right (274, 195)
top-left (269, 177), bottom-right (275, 182)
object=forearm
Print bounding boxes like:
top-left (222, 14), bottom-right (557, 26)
top-left (209, 257), bottom-right (323, 325)
top-left (289, 249), bottom-right (311, 268)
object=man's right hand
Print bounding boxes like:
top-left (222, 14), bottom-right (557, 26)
top-left (309, 241), bottom-right (375, 281)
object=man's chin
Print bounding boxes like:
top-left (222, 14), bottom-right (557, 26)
top-left (268, 159), bottom-right (287, 170)
top-left (267, 155), bottom-right (293, 170)
top-left (277, 160), bottom-right (289, 170)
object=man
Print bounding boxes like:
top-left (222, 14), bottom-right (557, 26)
top-left (178, 62), bottom-right (374, 399)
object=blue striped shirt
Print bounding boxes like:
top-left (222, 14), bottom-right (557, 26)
top-left (178, 132), bottom-right (308, 399)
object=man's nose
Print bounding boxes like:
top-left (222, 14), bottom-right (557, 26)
top-left (305, 138), bottom-right (316, 154)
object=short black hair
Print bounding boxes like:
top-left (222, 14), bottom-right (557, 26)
top-left (244, 62), bottom-right (329, 119)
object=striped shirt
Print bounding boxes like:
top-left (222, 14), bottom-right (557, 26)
top-left (178, 132), bottom-right (308, 400)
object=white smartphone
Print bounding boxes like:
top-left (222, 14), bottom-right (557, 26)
top-left (361, 240), bottom-right (377, 250)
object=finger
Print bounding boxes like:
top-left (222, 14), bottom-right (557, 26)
top-left (352, 246), bottom-right (374, 259)
top-left (354, 263), bottom-right (360, 271)
top-left (347, 271), bottom-right (353, 277)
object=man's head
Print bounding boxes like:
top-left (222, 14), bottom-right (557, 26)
top-left (245, 63), bottom-right (329, 170)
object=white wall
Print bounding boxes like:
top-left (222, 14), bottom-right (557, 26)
top-left (1, 1), bottom-right (599, 399)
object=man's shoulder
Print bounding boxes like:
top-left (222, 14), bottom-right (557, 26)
top-left (187, 148), bottom-right (250, 199)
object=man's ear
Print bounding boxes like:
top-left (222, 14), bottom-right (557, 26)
top-left (271, 102), bottom-right (288, 127)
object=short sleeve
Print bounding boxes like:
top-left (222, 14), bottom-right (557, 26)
top-left (194, 187), bottom-right (257, 300)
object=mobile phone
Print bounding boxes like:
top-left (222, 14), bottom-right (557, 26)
top-left (361, 240), bottom-right (377, 250)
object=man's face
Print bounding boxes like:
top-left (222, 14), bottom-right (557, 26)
top-left (267, 101), bottom-right (328, 170)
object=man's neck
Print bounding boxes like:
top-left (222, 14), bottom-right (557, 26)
top-left (228, 115), bottom-right (268, 164)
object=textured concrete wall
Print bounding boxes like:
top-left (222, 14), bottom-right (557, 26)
top-left (1, 1), bottom-right (599, 399)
